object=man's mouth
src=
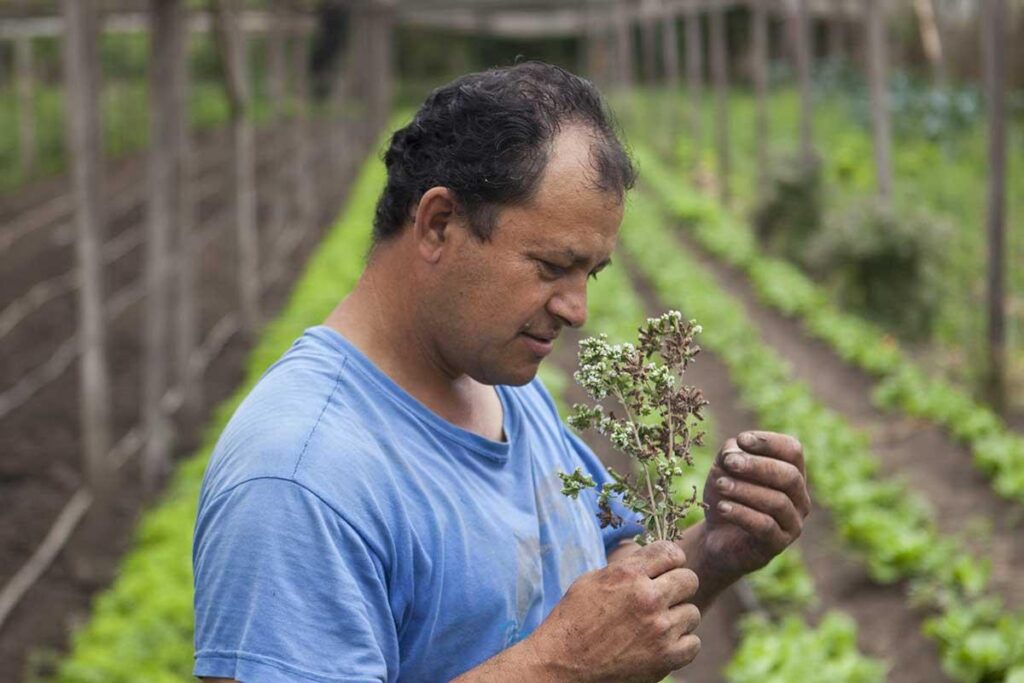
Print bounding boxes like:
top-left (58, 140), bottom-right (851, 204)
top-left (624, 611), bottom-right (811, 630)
top-left (521, 331), bottom-right (557, 357)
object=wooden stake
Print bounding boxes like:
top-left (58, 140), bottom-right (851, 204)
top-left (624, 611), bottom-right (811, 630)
top-left (142, 0), bottom-right (186, 491)
top-left (15, 35), bottom-right (36, 179)
top-left (865, 0), bottom-right (892, 200)
top-left (212, 0), bottom-right (260, 336)
top-left (710, 3), bottom-right (729, 204)
top-left (752, 0), bottom-right (769, 192)
top-left (61, 0), bottom-right (112, 496)
top-left (793, 0), bottom-right (814, 166)
top-left (684, 3), bottom-right (703, 153)
top-left (983, 0), bottom-right (1007, 411)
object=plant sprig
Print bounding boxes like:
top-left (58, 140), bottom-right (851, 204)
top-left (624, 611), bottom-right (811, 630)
top-left (559, 311), bottom-right (709, 544)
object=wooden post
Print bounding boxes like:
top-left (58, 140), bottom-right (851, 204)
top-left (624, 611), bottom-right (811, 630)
top-left (827, 0), bottom-right (846, 63)
top-left (267, 15), bottom-right (287, 120)
top-left (368, 3), bottom-right (395, 138)
top-left (752, 0), bottom-right (769, 192)
top-left (614, 0), bottom-right (634, 88)
top-left (661, 4), bottom-right (679, 88)
top-left (912, 0), bottom-right (945, 85)
top-left (15, 35), bottom-right (36, 179)
top-left (61, 0), bottom-right (112, 495)
top-left (983, 0), bottom-right (1008, 411)
top-left (793, 0), bottom-right (815, 166)
top-left (865, 0), bottom-right (892, 200)
top-left (212, 0), bottom-right (260, 336)
top-left (266, 11), bottom-right (289, 291)
top-left (175, 20), bottom-right (199, 413)
top-left (710, 2), bottom-right (730, 204)
top-left (661, 4), bottom-right (680, 141)
top-left (641, 0), bottom-right (659, 85)
top-left (684, 3), bottom-right (703, 154)
top-left (292, 33), bottom-right (318, 244)
top-left (142, 0), bottom-right (186, 491)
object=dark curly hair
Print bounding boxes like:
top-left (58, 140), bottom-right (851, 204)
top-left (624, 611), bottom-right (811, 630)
top-left (372, 62), bottom-right (637, 243)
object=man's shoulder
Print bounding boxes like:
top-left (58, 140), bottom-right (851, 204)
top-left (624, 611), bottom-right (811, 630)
top-left (202, 337), bottom-right (387, 499)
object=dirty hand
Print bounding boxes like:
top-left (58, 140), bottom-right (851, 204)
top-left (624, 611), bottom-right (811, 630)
top-left (701, 430), bottom-right (810, 577)
top-left (524, 540), bottom-right (701, 683)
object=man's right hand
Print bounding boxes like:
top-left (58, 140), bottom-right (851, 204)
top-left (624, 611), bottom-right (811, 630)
top-left (524, 540), bottom-right (701, 683)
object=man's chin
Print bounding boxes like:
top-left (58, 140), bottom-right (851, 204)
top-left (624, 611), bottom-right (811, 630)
top-left (475, 360), bottom-right (542, 387)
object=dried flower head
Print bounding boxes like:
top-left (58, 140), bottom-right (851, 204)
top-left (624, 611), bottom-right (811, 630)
top-left (559, 311), bottom-right (709, 544)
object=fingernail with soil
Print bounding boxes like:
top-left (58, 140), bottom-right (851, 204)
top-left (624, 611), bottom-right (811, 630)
top-left (724, 453), bottom-right (745, 471)
top-left (739, 432), bottom-right (761, 449)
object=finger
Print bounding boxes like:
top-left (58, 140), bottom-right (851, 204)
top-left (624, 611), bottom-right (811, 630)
top-left (737, 431), bottom-right (806, 476)
top-left (719, 451), bottom-right (811, 518)
top-left (651, 567), bottom-right (699, 606)
top-left (668, 634), bottom-right (702, 670)
top-left (715, 499), bottom-right (789, 551)
top-left (666, 602), bottom-right (701, 638)
top-left (714, 476), bottom-right (804, 536)
top-left (627, 540), bottom-right (687, 579)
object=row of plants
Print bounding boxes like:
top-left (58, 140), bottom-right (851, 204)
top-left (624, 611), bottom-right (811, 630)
top-left (632, 143), bottom-right (1024, 506)
top-left (621, 180), bottom-right (1024, 682)
top-left (37, 145), bottom-right (387, 682)
top-left (619, 87), bottom-right (1024, 393)
top-left (555, 234), bottom-right (884, 681)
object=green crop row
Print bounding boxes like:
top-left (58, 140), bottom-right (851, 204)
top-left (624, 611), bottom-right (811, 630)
top-left (621, 178), bottom-right (1024, 681)
top-left (633, 143), bottom-right (1024, 507)
top-left (619, 86), bottom-right (1024, 402)
top-left (40, 143), bottom-right (387, 683)
top-left (561, 224), bottom-right (882, 681)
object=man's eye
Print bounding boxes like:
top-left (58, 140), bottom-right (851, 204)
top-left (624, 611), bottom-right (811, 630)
top-left (537, 260), bottom-right (568, 278)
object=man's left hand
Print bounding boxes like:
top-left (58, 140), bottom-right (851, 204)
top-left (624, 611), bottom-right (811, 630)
top-left (699, 430), bottom-right (810, 578)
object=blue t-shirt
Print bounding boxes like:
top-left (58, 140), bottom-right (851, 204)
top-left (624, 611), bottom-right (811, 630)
top-left (192, 326), bottom-right (642, 682)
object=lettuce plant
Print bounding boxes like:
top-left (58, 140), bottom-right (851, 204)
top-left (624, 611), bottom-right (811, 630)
top-left (559, 311), bottom-right (709, 544)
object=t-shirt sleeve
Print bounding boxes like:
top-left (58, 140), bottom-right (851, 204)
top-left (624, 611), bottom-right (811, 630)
top-left (193, 477), bottom-right (395, 683)
top-left (561, 425), bottom-right (646, 553)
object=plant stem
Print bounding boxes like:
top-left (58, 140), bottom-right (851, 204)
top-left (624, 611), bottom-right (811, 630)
top-left (616, 387), bottom-right (665, 540)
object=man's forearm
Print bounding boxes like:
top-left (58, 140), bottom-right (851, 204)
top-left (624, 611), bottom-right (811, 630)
top-left (450, 634), bottom-right (574, 683)
top-left (607, 522), bottom-right (741, 612)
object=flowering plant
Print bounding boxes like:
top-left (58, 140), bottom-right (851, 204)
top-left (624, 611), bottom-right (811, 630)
top-left (559, 311), bottom-right (709, 544)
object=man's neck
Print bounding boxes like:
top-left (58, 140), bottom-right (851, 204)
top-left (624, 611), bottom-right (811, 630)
top-left (324, 264), bottom-right (505, 442)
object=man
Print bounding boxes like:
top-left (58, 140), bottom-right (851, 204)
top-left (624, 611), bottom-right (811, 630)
top-left (193, 62), bottom-right (810, 682)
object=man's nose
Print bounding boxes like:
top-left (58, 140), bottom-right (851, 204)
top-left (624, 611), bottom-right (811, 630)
top-left (548, 281), bottom-right (588, 329)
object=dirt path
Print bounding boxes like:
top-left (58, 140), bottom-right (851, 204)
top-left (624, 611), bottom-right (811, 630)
top-left (620, 253), bottom-right (950, 683)
top-left (0, 123), bottom-right (370, 682)
top-left (666, 225), bottom-right (1024, 613)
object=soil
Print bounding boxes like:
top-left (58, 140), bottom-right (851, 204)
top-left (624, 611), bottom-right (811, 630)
top-left (0, 118), bottom-right (371, 682)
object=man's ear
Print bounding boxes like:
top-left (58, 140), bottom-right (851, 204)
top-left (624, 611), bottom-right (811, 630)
top-left (412, 187), bottom-right (459, 264)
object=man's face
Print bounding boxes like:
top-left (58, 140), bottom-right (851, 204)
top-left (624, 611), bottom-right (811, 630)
top-left (427, 126), bottom-right (625, 386)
